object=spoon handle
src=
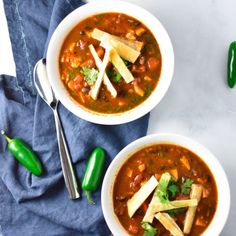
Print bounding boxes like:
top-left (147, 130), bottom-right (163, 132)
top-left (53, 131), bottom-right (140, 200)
top-left (53, 108), bottom-right (80, 199)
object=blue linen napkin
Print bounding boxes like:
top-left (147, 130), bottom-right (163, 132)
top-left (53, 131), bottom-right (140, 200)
top-left (0, 0), bottom-right (149, 235)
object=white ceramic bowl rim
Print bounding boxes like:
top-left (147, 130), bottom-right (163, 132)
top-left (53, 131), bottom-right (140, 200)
top-left (46, 0), bottom-right (174, 125)
top-left (102, 133), bottom-right (230, 236)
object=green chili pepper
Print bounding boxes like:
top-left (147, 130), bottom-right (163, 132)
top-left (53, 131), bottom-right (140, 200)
top-left (82, 147), bottom-right (106, 204)
top-left (1, 130), bottom-right (43, 176)
top-left (228, 41), bottom-right (236, 88)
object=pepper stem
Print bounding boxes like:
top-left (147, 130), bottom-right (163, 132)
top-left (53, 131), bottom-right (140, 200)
top-left (1, 130), bottom-right (12, 143)
top-left (85, 191), bottom-right (95, 205)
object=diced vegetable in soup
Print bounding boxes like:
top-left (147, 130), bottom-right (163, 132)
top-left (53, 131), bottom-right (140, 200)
top-left (59, 13), bottom-right (161, 113)
top-left (113, 144), bottom-right (217, 236)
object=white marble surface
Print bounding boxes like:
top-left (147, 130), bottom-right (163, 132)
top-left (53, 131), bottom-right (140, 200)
top-left (1, 0), bottom-right (236, 235)
top-left (142, 0), bottom-right (236, 235)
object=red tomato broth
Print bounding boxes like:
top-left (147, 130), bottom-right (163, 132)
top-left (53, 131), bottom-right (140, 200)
top-left (113, 144), bottom-right (218, 236)
top-left (59, 13), bottom-right (161, 114)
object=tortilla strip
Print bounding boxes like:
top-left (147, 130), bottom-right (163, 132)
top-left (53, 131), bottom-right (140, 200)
top-left (89, 47), bottom-right (110, 100)
top-left (183, 184), bottom-right (203, 234)
top-left (88, 44), bottom-right (117, 98)
top-left (101, 42), bottom-right (134, 83)
top-left (100, 38), bottom-right (140, 63)
top-left (127, 176), bottom-right (158, 218)
top-left (149, 199), bottom-right (198, 213)
top-left (109, 47), bottom-right (134, 83)
top-left (143, 173), bottom-right (171, 223)
top-left (91, 28), bottom-right (144, 52)
top-left (155, 213), bottom-right (184, 236)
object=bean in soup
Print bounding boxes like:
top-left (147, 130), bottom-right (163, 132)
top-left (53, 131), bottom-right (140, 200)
top-left (59, 13), bottom-right (161, 113)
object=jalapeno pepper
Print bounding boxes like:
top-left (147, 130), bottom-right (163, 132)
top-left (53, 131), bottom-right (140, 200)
top-left (228, 41), bottom-right (236, 88)
top-left (82, 147), bottom-right (105, 204)
top-left (1, 130), bottom-right (43, 176)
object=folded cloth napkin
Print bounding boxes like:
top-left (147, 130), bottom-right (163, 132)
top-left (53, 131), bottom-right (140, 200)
top-left (0, 0), bottom-right (149, 235)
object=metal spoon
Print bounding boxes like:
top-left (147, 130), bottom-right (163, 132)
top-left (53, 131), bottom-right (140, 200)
top-left (33, 58), bottom-right (80, 199)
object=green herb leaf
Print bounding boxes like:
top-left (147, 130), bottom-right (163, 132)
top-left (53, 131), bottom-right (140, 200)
top-left (156, 179), bottom-right (170, 204)
top-left (157, 190), bottom-right (169, 204)
top-left (68, 71), bottom-right (75, 79)
top-left (168, 184), bottom-right (179, 198)
top-left (80, 67), bottom-right (99, 86)
top-left (144, 85), bottom-right (152, 97)
top-left (112, 71), bottom-right (122, 83)
top-left (74, 67), bottom-right (80, 73)
top-left (107, 68), bottom-right (122, 83)
top-left (95, 14), bottom-right (105, 22)
top-left (181, 177), bottom-right (194, 195)
top-left (167, 208), bottom-right (185, 217)
top-left (141, 222), bottom-right (157, 236)
top-left (123, 59), bottom-right (132, 68)
top-left (156, 176), bottom-right (179, 203)
top-left (91, 103), bottom-right (97, 109)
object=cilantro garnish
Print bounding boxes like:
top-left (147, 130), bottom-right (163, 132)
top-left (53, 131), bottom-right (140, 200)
top-left (181, 177), bottom-right (194, 195)
top-left (156, 177), bottom-right (180, 203)
top-left (80, 67), bottom-right (98, 86)
top-left (168, 184), bottom-right (179, 198)
top-left (156, 178), bottom-right (170, 204)
top-left (107, 68), bottom-right (122, 83)
top-left (141, 222), bottom-right (158, 236)
top-left (144, 85), bottom-right (153, 97)
top-left (167, 178), bottom-right (179, 198)
top-left (167, 208), bottom-right (185, 217)
top-left (111, 70), bottom-right (122, 83)
top-left (68, 71), bottom-right (75, 79)
top-left (123, 59), bottom-right (132, 68)
top-left (74, 67), bottom-right (80, 72)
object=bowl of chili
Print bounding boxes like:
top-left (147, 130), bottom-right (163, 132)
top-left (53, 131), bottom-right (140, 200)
top-left (102, 133), bottom-right (230, 235)
top-left (46, 0), bottom-right (174, 124)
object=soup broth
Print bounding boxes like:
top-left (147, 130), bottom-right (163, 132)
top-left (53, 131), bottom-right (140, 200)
top-left (113, 144), bottom-right (217, 236)
top-left (59, 13), bottom-right (161, 113)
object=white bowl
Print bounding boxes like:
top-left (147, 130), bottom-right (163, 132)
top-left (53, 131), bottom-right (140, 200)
top-left (102, 133), bottom-right (230, 236)
top-left (46, 0), bottom-right (174, 125)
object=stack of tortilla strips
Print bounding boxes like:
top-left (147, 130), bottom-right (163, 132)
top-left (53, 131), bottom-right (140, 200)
top-left (127, 173), bottom-right (203, 236)
top-left (88, 28), bottom-right (144, 100)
